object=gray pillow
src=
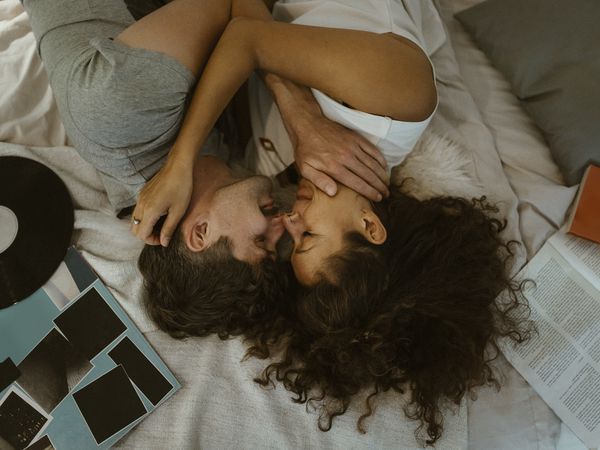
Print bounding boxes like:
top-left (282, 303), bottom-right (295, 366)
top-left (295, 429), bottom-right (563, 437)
top-left (455, 0), bottom-right (600, 185)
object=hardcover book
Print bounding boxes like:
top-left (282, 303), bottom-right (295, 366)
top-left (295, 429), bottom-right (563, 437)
top-left (567, 165), bottom-right (600, 244)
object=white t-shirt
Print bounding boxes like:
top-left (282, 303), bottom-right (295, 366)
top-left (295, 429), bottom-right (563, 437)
top-left (246, 0), bottom-right (447, 178)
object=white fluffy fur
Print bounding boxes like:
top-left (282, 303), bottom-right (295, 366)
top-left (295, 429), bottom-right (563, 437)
top-left (392, 130), bottom-right (484, 201)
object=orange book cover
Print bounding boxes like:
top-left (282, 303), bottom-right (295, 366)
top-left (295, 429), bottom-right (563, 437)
top-left (567, 165), bottom-right (600, 244)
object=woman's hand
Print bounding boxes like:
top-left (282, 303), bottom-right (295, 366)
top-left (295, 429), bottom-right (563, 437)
top-left (131, 155), bottom-right (193, 247)
top-left (292, 114), bottom-right (390, 201)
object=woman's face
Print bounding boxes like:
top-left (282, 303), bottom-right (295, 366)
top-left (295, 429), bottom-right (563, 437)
top-left (283, 179), bottom-right (387, 286)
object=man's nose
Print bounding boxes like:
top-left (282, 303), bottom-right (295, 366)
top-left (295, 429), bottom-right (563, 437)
top-left (283, 212), bottom-right (306, 245)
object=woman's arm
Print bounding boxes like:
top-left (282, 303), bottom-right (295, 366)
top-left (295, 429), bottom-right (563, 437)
top-left (171, 18), bottom-right (436, 166)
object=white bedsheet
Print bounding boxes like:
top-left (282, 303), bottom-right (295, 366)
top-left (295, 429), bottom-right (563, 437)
top-left (0, 0), bottom-right (581, 447)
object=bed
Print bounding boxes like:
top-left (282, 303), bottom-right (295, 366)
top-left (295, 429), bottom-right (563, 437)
top-left (0, 0), bottom-right (587, 448)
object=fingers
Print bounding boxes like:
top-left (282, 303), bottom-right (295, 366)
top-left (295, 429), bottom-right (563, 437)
top-left (301, 157), bottom-right (385, 202)
top-left (160, 208), bottom-right (184, 247)
top-left (334, 165), bottom-right (382, 202)
top-left (131, 202), bottom-right (161, 246)
top-left (357, 145), bottom-right (389, 185)
top-left (145, 233), bottom-right (161, 246)
top-left (355, 136), bottom-right (387, 171)
top-left (136, 212), bottom-right (162, 246)
top-left (353, 151), bottom-right (390, 196)
top-left (128, 157), bottom-right (193, 247)
top-left (130, 205), bottom-right (146, 239)
top-left (300, 163), bottom-right (338, 197)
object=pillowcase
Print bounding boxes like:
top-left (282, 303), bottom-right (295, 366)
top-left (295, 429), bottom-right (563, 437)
top-left (455, 0), bottom-right (600, 185)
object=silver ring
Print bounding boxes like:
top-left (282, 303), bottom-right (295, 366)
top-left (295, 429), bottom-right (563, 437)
top-left (132, 217), bottom-right (141, 225)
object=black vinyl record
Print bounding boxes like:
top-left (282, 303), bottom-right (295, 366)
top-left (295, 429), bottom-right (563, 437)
top-left (0, 156), bottom-right (74, 308)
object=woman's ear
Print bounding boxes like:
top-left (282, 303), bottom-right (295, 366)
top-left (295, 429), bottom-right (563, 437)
top-left (360, 210), bottom-right (387, 245)
top-left (186, 221), bottom-right (209, 252)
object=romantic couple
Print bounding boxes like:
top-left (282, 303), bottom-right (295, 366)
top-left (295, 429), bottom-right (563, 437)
top-left (24, 0), bottom-right (529, 443)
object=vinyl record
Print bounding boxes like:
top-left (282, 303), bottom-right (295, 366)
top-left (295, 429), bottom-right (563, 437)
top-left (0, 156), bottom-right (74, 308)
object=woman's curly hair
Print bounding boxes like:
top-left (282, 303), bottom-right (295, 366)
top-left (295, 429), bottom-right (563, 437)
top-left (247, 187), bottom-right (531, 446)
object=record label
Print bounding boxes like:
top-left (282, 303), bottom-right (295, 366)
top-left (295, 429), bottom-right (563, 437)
top-left (0, 156), bottom-right (74, 308)
top-left (0, 206), bottom-right (18, 253)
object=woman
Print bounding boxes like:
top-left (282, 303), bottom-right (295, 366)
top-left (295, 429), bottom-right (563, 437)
top-left (256, 182), bottom-right (530, 444)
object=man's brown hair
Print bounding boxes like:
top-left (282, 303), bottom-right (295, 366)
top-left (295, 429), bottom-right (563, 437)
top-left (138, 226), bottom-right (290, 340)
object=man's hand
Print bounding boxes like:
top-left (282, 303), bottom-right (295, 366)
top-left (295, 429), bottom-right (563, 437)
top-left (263, 73), bottom-right (389, 201)
top-left (292, 114), bottom-right (389, 201)
top-left (131, 156), bottom-right (193, 247)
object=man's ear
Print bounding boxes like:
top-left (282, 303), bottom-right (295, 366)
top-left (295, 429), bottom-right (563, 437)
top-left (186, 221), bottom-right (209, 252)
top-left (359, 210), bottom-right (387, 245)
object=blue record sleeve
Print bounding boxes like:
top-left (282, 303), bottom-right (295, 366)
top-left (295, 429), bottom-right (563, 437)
top-left (0, 247), bottom-right (180, 450)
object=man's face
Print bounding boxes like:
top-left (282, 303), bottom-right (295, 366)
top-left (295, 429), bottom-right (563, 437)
top-left (210, 175), bottom-right (285, 263)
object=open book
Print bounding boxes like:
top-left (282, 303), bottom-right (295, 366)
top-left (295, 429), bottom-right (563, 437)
top-left (501, 231), bottom-right (600, 448)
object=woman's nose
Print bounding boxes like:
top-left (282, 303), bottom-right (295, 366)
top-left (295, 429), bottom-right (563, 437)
top-left (283, 212), bottom-right (306, 245)
top-left (264, 214), bottom-right (285, 253)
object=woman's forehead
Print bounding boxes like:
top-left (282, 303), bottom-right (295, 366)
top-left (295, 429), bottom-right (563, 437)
top-left (292, 235), bottom-right (343, 285)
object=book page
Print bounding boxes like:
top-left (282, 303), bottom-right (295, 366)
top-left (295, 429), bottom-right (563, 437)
top-left (550, 232), bottom-right (600, 291)
top-left (502, 243), bottom-right (600, 448)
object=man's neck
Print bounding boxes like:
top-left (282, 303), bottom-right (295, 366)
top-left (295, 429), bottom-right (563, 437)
top-left (193, 155), bottom-right (236, 199)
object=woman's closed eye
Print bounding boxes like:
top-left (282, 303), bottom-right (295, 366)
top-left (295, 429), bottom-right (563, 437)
top-left (295, 231), bottom-right (316, 254)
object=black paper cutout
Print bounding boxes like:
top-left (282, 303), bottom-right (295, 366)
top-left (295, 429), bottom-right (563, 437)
top-left (108, 337), bottom-right (172, 406)
top-left (0, 358), bottom-right (21, 392)
top-left (53, 287), bottom-right (126, 360)
top-left (73, 365), bottom-right (146, 444)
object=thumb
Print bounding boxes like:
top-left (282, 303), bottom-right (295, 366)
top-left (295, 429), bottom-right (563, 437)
top-left (302, 164), bottom-right (337, 196)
